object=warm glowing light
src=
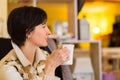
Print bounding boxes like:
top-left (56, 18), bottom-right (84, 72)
top-left (92, 27), bottom-right (100, 34)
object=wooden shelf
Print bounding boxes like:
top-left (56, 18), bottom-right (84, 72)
top-left (61, 39), bottom-right (100, 44)
top-left (102, 47), bottom-right (120, 80)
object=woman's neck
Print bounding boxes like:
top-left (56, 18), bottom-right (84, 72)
top-left (20, 42), bottom-right (37, 65)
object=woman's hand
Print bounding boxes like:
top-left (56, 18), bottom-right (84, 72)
top-left (44, 45), bottom-right (70, 76)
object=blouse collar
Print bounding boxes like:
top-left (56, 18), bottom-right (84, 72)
top-left (11, 42), bottom-right (47, 67)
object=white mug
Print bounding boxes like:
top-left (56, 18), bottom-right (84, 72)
top-left (62, 44), bottom-right (74, 65)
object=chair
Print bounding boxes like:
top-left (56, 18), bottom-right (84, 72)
top-left (0, 38), bottom-right (13, 60)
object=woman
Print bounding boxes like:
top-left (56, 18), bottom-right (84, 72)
top-left (0, 6), bottom-right (70, 80)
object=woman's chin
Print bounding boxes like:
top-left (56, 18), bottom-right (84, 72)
top-left (42, 43), bottom-right (48, 47)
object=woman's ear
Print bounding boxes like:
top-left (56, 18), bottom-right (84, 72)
top-left (26, 32), bottom-right (31, 39)
top-left (28, 35), bottom-right (31, 39)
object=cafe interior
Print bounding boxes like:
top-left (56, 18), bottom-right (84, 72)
top-left (1, 0), bottom-right (120, 80)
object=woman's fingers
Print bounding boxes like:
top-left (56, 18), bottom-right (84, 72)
top-left (47, 46), bottom-right (70, 68)
top-left (57, 47), bottom-right (70, 62)
top-left (57, 44), bottom-right (63, 49)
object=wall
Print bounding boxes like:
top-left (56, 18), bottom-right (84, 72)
top-left (0, 0), bottom-right (8, 37)
top-left (78, 2), bottom-right (120, 39)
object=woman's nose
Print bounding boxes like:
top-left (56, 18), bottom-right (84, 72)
top-left (46, 26), bottom-right (51, 35)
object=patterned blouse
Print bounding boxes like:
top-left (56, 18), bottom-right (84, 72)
top-left (0, 42), bottom-right (60, 80)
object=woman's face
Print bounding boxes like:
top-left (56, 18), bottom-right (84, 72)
top-left (27, 22), bottom-right (51, 47)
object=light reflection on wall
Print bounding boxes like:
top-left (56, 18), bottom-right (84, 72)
top-left (78, 1), bottom-right (120, 41)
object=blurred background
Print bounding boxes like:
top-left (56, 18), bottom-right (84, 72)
top-left (1, 0), bottom-right (120, 80)
top-left (2, 0), bottom-right (119, 48)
